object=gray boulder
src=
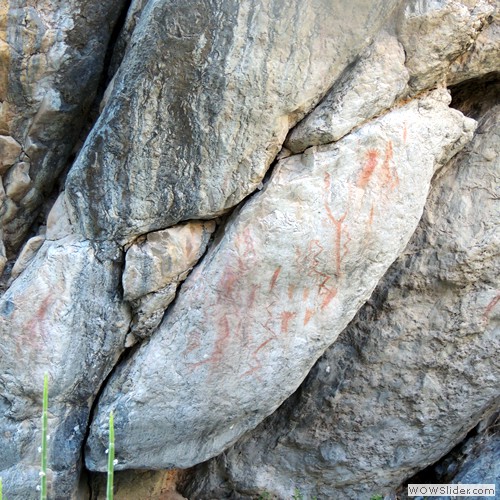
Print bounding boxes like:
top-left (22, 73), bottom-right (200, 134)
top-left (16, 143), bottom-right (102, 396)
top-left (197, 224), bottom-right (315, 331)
top-left (183, 97), bottom-right (500, 500)
top-left (65, 0), bottom-right (401, 243)
top-left (85, 89), bottom-right (475, 472)
top-left (0, 0), bottom-right (128, 256)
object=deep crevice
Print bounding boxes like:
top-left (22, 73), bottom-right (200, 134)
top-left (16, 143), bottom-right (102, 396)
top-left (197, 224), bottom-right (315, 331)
top-left (82, 338), bottom-right (141, 499)
top-left (86, 0), bottom-right (133, 129)
top-left (449, 72), bottom-right (500, 118)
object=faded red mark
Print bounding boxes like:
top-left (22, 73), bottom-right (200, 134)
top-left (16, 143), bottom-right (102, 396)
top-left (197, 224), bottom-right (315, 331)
top-left (261, 300), bottom-right (277, 338)
top-left (236, 227), bottom-right (256, 257)
top-left (307, 240), bottom-right (335, 295)
top-left (304, 308), bottom-right (314, 325)
top-left (324, 171), bottom-right (332, 192)
top-left (357, 149), bottom-right (379, 189)
top-left (403, 123), bottom-right (408, 144)
top-left (484, 293), bottom-right (500, 322)
top-left (187, 314), bottom-right (231, 370)
top-left (303, 288), bottom-right (310, 301)
top-left (368, 204), bottom-right (375, 226)
top-left (18, 294), bottom-right (54, 358)
top-left (270, 267), bottom-right (281, 292)
top-left (255, 338), bottom-right (273, 354)
top-left (380, 141), bottom-right (399, 190)
top-left (288, 285), bottom-right (295, 300)
top-left (219, 265), bottom-right (240, 298)
top-left (325, 204), bottom-right (348, 277)
top-left (305, 239), bottom-right (339, 311)
top-left (247, 284), bottom-right (260, 310)
top-left (280, 311), bottom-right (297, 334)
top-left (321, 287), bottom-right (337, 310)
top-left (240, 338), bottom-right (274, 379)
top-left (26, 295), bottom-right (52, 337)
top-left (183, 330), bottom-right (202, 357)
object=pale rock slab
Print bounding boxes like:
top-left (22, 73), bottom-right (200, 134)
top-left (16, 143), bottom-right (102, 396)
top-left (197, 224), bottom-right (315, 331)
top-left (45, 191), bottom-right (75, 241)
top-left (86, 90), bottom-right (475, 471)
top-left (4, 161), bottom-right (31, 202)
top-left (448, 7), bottom-right (500, 85)
top-left (123, 221), bottom-right (216, 339)
top-left (123, 221), bottom-right (216, 301)
top-left (0, 135), bottom-right (21, 174)
top-left (184, 102), bottom-right (499, 500)
top-left (286, 31), bottom-right (409, 153)
top-left (0, 0), bottom-right (128, 253)
top-left (8, 234), bottom-right (45, 282)
top-left (66, 0), bottom-right (402, 243)
top-left (0, 236), bottom-right (130, 498)
top-left (397, 0), bottom-right (495, 92)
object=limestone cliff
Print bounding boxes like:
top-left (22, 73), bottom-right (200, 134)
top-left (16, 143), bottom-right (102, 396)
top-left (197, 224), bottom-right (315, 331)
top-left (0, 1), bottom-right (498, 499)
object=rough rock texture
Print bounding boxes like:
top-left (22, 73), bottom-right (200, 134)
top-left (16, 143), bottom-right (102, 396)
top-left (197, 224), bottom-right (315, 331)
top-left (124, 220), bottom-right (216, 340)
top-left (0, 236), bottom-right (130, 498)
top-left (65, 0), bottom-right (401, 243)
top-left (432, 435), bottom-right (499, 500)
top-left (1, 0), bottom-right (499, 498)
top-left (90, 469), bottom-right (187, 500)
top-left (85, 89), bottom-right (475, 471)
top-left (432, 438), bottom-right (499, 500)
top-left (397, 413), bottom-right (500, 500)
top-left (448, 7), bottom-right (500, 85)
top-left (182, 97), bottom-right (499, 500)
top-left (397, 0), bottom-right (495, 91)
top-left (0, 0), bottom-right (128, 257)
top-left (286, 31), bottom-right (409, 153)
top-left (285, 0), bottom-right (500, 156)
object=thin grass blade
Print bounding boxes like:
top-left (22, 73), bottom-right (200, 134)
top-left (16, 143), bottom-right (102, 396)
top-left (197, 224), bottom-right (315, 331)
top-left (106, 411), bottom-right (115, 500)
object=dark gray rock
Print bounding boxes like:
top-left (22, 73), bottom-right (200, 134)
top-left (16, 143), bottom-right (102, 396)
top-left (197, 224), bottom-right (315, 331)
top-left (0, 236), bottom-right (130, 498)
top-left (0, 0), bottom-right (128, 255)
top-left (66, 0), bottom-right (401, 244)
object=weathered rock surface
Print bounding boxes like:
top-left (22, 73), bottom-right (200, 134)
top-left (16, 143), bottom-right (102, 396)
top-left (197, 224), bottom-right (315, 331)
top-left (65, 0), bottom-right (401, 243)
top-left (448, 6), bottom-right (500, 85)
top-left (0, 236), bottom-right (130, 498)
top-left (0, 0), bottom-right (128, 255)
top-left (1, 0), bottom-right (498, 497)
top-left (124, 220), bottom-right (216, 339)
top-left (432, 435), bottom-right (499, 500)
top-left (398, 413), bottom-right (500, 500)
top-left (85, 89), bottom-right (475, 471)
top-left (286, 31), bottom-right (409, 153)
top-left (183, 100), bottom-right (499, 500)
top-left (123, 221), bottom-right (215, 302)
top-left (397, 0), bottom-right (495, 91)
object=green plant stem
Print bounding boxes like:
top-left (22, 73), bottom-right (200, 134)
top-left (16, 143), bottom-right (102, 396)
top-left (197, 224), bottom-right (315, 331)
top-left (106, 411), bottom-right (115, 500)
top-left (0, 476), bottom-right (3, 500)
top-left (40, 374), bottom-right (48, 500)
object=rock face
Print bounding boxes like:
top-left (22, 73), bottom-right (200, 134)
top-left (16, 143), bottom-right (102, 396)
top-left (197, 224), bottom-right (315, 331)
top-left (65, 0), bottom-right (401, 243)
top-left (0, 0), bottom-right (128, 259)
top-left (85, 89), bottom-right (475, 471)
top-left (397, 0), bottom-right (495, 90)
top-left (286, 31), bottom-right (409, 153)
top-left (123, 221), bottom-right (216, 340)
top-left (399, 412), bottom-right (500, 500)
top-left (0, 0), bottom-right (498, 498)
top-left (0, 236), bottom-right (130, 497)
top-left (183, 97), bottom-right (500, 499)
